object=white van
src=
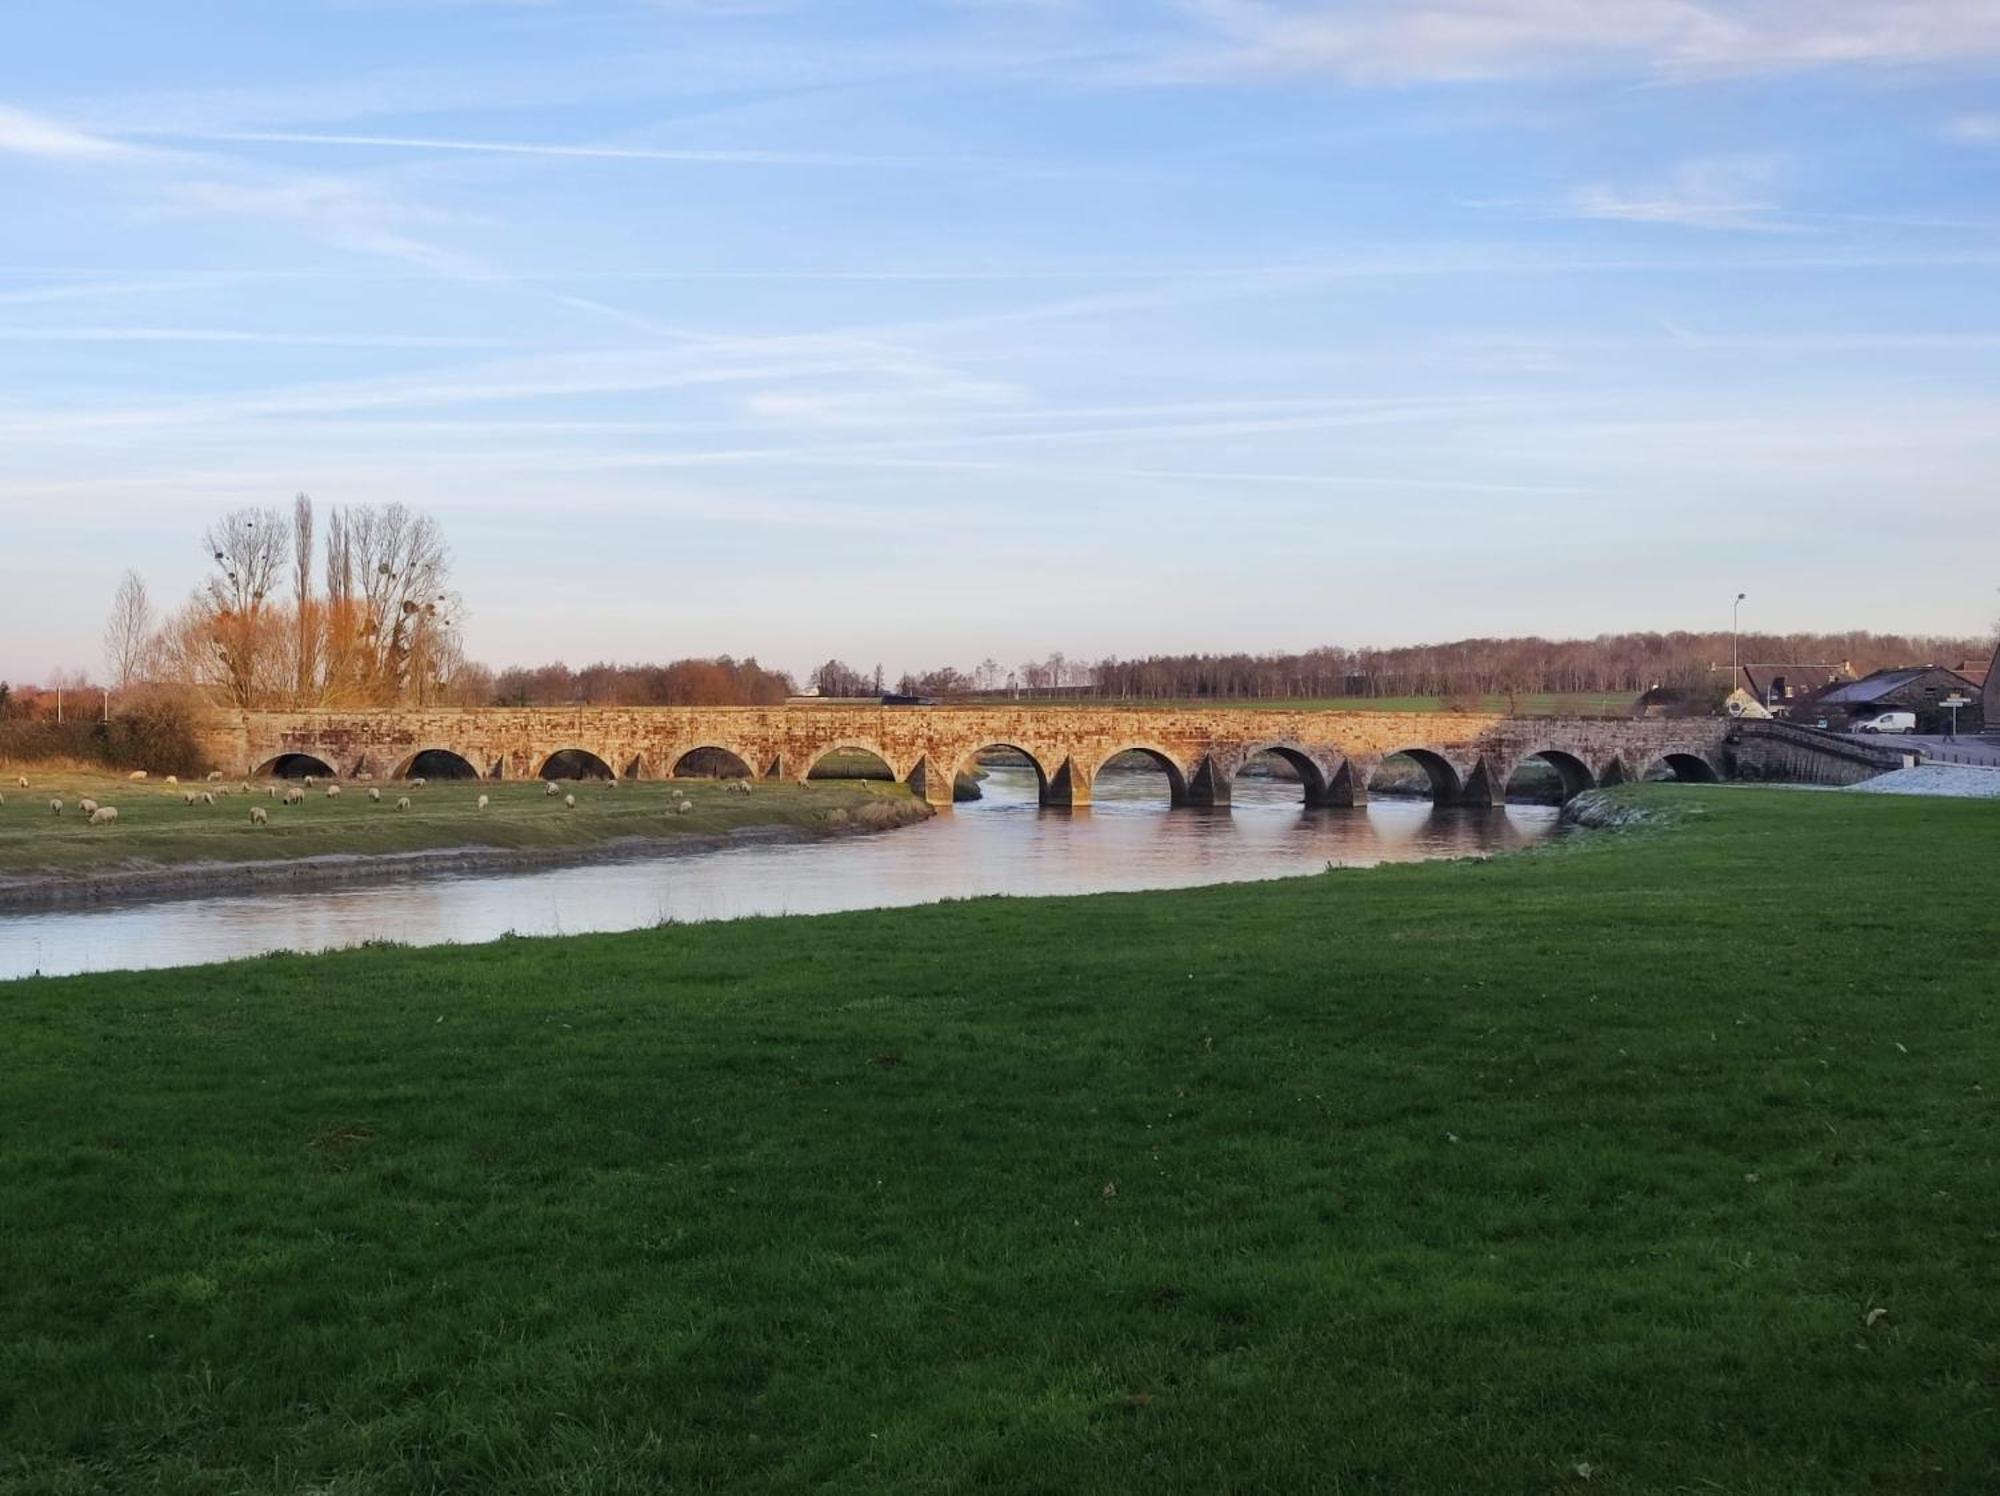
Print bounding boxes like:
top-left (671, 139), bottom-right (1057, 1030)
top-left (1853, 710), bottom-right (1917, 734)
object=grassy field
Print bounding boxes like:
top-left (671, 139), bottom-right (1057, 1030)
top-left (0, 768), bottom-right (925, 884)
top-left (2, 787), bottom-right (1996, 1492)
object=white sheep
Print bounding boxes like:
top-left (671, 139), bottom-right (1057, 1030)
top-left (165, 775), bottom-right (178, 786)
top-left (128, 770), bottom-right (147, 781)
top-left (285, 787), bottom-right (306, 806)
top-left (397, 796), bottom-right (412, 811)
top-left (182, 791), bottom-right (199, 806)
top-left (207, 770), bottom-right (223, 782)
top-left (249, 806), bottom-right (269, 825)
top-left (606, 778), bottom-right (619, 790)
top-left (675, 800), bottom-right (693, 815)
top-left (49, 798), bottom-right (63, 816)
top-left (303, 775), bottom-right (315, 787)
top-left (89, 806), bottom-right (118, 826)
top-left (368, 787), bottom-right (382, 802)
top-left (477, 794), bottom-right (490, 810)
top-left (241, 781), bottom-right (252, 793)
top-left (79, 797), bottom-right (99, 815)
top-left (670, 788), bottom-right (683, 799)
top-left (268, 785), bottom-right (280, 799)
top-left (545, 782), bottom-right (560, 796)
top-left (326, 784), bottom-right (341, 799)
top-left (564, 793), bottom-right (576, 809)
top-left (14, 774), bottom-right (27, 789)
top-left (411, 777), bottom-right (427, 789)
top-left (203, 792), bottom-right (216, 806)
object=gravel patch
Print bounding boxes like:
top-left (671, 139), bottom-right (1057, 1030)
top-left (1847, 764), bottom-right (2000, 799)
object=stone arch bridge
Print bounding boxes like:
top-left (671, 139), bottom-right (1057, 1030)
top-left (197, 705), bottom-right (1734, 808)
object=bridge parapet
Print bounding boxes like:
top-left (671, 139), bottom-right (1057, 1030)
top-left (199, 705), bottom-right (1739, 809)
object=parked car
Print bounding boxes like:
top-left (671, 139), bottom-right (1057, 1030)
top-left (1853, 710), bottom-right (1917, 734)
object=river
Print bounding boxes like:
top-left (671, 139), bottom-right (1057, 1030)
top-left (0, 765), bottom-right (1560, 981)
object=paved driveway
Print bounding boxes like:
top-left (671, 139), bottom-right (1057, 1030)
top-left (1844, 733), bottom-right (2000, 769)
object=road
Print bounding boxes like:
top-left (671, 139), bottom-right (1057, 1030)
top-left (1843, 732), bottom-right (2000, 769)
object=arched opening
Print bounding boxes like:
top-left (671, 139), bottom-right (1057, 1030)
top-left (397, 748), bottom-right (479, 781)
top-left (539, 748), bottom-right (615, 781)
top-left (1233, 745), bottom-right (1330, 806)
top-left (670, 746), bottom-right (753, 779)
top-left (1368, 749), bottom-right (1463, 804)
top-left (1646, 753), bottom-right (1721, 784)
top-left (805, 746), bottom-right (896, 783)
top-left (954, 744), bottom-right (1050, 807)
top-left (1503, 750), bottom-right (1594, 804)
top-left (255, 752), bottom-right (335, 780)
top-left (1093, 746), bottom-right (1188, 807)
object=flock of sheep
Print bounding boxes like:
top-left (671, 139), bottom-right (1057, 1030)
top-left (7, 768), bottom-right (754, 830)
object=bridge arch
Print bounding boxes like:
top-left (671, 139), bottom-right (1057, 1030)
top-left (539, 747), bottom-right (616, 781)
top-left (1092, 744), bottom-right (1191, 806)
top-left (255, 752), bottom-right (336, 780)
top-left (950, 743), bottom-right (1053, 801)
top-left (1647, 751), bottom-right (1722, 784)
top-left (802, 741), bottom-right (903, 784)
top-left (1367, 748), bottom-right (1465, 805)
top-left (1501, 748), bottom-right (1595, 803)
top-left (1228, 742), bottom-right (1335, 806)
top-left (670, 744), bottom-right (756, 779)
top-left (393, 748), bottom-right (481, 781)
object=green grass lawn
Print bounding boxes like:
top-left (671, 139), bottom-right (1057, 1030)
top-left (2, 787), bottom-right (1996, 1493)
top-left (0, 769), bottom-right (923, 883)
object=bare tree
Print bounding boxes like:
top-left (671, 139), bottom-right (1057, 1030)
top-left (103, 570), bottom-right (154, 690)
top-left (197, 506), bottom-right (290, 706)
top-left (344, 503), bottom-right (459, 704)
top-left (293, 493), bottom-right (317, 703)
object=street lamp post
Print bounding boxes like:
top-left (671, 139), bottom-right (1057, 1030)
top-left (1731, 592), bottom-right (1747, 692)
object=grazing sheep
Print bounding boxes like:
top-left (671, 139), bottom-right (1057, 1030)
top-left (368, 787), bottom-right (382, 802)
top-left (241, 781), bottom-right (252, 793)
top-left (182, 791), bottom-right (199, 806)
top-left (564, 793), bottom-right (576, 809)
top-left (202, 792), bottom-right (216, 806)
top-left (545, 782), bottom-right (559, 796)
top-left (411, 777), bottom-right (427, 789)
top-left (127, 770), bottom-right (147, 781)
top-left (49, 798), bottom-right (63, 816)
top-left (477, 794), bottom-right (490, 810)
top-left (14, 774), bottom-right (27, 789)
top-left (79, 798), bottom-right (99, 815)
top-left (303, 775), bottom-right (315, 787)
top-left (606, 778), bottom-right (618, 790)
top-left (670, 788), bottom-right (683, 799)
top-left (268, 785), bottom-right (280, 799)
top-left (89, 806), bottom-right (118, 826)
top-left (165, 775), bottom-right (178, 786)
top-left (284, 787), bottom-right (306, 806)
top-left (207, 770), bottom-right (223, 782)
top-left (326, 784), bottom-right (342, 799)
top-left (249, 806), bottom-right (269, 825)
top-left (675, 800), bottom-right (693, 815)
top-left (396, 796), bottom-right (411, 811)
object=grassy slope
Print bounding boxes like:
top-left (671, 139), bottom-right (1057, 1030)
top-left (2, 788), bottom-right (1996, 1493)
top-left (0, 771), bottom-right (922, 880)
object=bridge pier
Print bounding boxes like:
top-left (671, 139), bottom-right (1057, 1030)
top-left (1185, 756), bottom-right (1229, 808)
top-left (1454, 758), bottom-right (1506, 808)
top-left (1042, 757), bottom-right (1091, 809)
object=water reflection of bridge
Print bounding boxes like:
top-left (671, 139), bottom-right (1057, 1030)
top-left (202, 705), bottom-right (1733, 808)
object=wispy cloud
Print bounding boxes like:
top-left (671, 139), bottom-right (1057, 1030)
top-left (1148, 0), bottom-right (2000, 84)
top-left (144, 128), bottom-right (1017, 172)
top-left (1947, 112), bottom-right (2000, 144)
top-left (0, 104), bottom-right (163, 164)
top-left (1567, 156), bottom-right (1793, 232)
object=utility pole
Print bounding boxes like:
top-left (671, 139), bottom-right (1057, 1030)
top-left (1731, 592), bottom-right (1747, 691)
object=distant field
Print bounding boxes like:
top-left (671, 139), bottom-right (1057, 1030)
top-left (0, 768), bottom-right (922, 884)
top-left (975, 693), bottom-right (1636, 716)
top-left (3, 787), bottom-right (1996, 1492)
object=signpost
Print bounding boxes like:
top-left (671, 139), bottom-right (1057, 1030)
top-left (1941, 693), bottom-right (1970, 740)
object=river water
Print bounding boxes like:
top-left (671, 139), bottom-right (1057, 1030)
top-left (0, 766), bottom-right (1560, 981)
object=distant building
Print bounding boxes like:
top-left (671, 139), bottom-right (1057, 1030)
top-left (1814, 666), bottom-right (1985, 734)
top-left (1982, 643), bottom-right (2000, 731)
top-left (1737, 662), bottom-right (1849, 716)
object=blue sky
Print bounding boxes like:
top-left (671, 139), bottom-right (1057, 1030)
top-left (3, 1), bottom-right (1998, 683)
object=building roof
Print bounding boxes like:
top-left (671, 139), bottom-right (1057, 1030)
top-left (1815, 666), bottom-right (1979, 707)
top-left (1738, 663), bottom-right (1846, 702)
